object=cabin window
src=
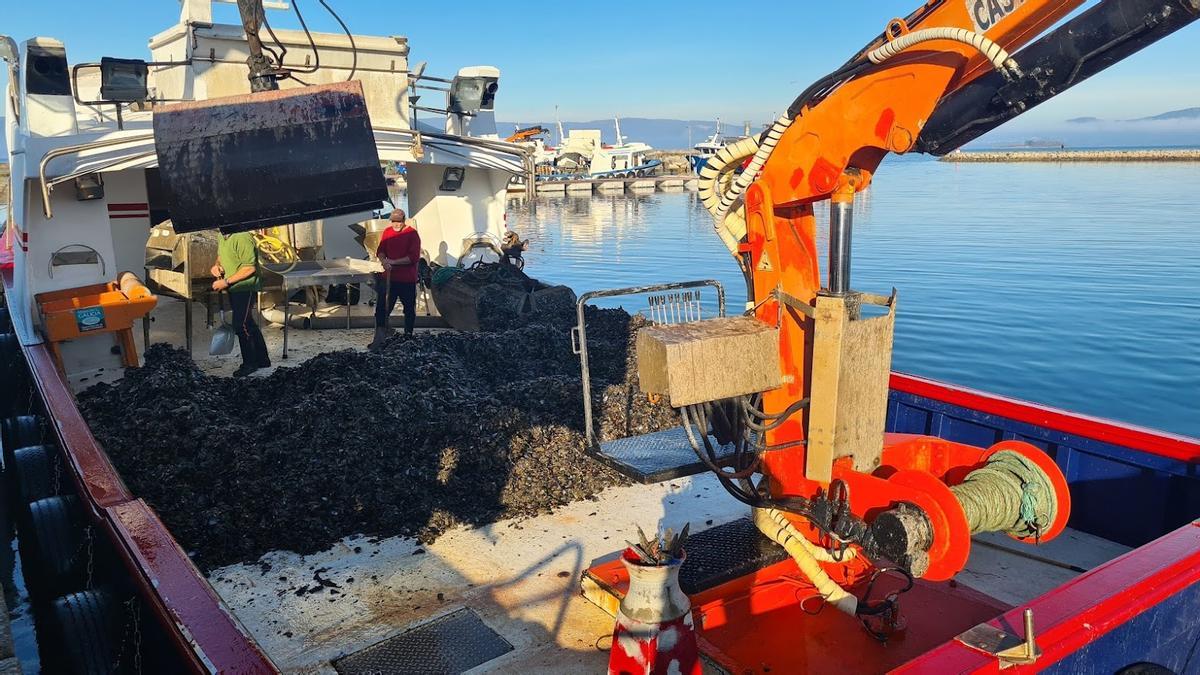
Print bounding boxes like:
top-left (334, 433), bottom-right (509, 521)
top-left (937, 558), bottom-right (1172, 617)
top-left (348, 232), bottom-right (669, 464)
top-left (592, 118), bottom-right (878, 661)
top-left (26, 44), bottom-right (71, 97)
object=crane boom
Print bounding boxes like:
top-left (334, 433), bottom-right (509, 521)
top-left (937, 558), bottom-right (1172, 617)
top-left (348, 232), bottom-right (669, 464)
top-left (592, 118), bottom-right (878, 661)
top-left (668, 0), bottom-right (1200, 606)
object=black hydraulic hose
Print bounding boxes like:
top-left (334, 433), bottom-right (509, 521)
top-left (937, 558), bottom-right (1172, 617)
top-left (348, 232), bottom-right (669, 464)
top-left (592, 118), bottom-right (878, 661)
top-left (277, 0), bottom-right (321, 74)
top-left (916, 0), bottom-right (1200, 154)
top-left (318, 0), bottom-right (358, 82)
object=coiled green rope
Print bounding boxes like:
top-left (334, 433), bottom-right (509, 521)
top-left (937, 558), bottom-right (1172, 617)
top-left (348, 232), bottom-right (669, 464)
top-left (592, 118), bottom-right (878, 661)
top-left (950, 450), bottom-right (1056, 538)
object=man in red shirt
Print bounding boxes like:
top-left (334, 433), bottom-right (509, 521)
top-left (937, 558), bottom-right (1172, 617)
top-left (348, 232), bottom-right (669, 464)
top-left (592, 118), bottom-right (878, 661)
top-left (370, 209), bottom-right (421, 350)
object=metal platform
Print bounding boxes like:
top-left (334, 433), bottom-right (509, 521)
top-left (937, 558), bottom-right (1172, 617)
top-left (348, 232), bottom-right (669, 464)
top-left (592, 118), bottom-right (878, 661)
top-left (591, 427), bottom-right (735, 484)
top-left (333, 608), bottom-right (513, 675)
top-left (582, 517), bottom-right (788, 611)
top-left (678, 517), bottom-right (790, 594)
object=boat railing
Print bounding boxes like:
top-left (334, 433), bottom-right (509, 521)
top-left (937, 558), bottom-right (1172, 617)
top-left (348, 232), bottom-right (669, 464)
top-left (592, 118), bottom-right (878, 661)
top-left (572, 279), bottom-right (726, 448)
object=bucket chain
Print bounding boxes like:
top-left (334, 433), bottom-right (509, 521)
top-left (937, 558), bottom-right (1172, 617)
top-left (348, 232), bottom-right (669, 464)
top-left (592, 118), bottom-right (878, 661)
top-left (113, 597), bottom-right (144, 674)
top-left (84, 525), bottom-right (94, 589)
top-left (52, 455), bottom-right (61, 496)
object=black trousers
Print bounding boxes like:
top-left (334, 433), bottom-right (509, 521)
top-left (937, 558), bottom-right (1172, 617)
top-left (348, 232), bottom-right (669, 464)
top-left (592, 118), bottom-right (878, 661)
top-left (375, 276), bottom-right (417, 335)
top-left (229, 290), bottom-right (269, 367)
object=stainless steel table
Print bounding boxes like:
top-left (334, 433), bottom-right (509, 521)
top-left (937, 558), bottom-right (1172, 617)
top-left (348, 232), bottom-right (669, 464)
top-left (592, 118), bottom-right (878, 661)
top-left (262, 258), bottom-right (382, 359)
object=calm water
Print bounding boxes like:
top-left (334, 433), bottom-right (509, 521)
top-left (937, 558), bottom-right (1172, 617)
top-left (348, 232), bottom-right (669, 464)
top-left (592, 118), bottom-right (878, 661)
top-left (508, 156), bottom-right (1200, 438)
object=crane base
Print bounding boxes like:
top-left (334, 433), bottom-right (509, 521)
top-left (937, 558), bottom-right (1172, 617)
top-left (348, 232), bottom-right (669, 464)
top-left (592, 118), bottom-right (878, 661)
top-left (583, 517), bottom-right (1009, 673)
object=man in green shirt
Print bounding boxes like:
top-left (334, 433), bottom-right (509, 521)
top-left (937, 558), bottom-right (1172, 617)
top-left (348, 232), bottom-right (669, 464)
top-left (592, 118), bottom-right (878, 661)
top-left (211, 231), bottom-right (270, 376)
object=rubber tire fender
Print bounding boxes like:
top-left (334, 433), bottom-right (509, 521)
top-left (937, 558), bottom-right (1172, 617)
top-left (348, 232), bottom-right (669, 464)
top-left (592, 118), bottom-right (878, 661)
top-left (2, 415), bottom-right (41, 464)
top-left (28, 495), bottom-right (86, 595)
top-left (12, 445), bottom-right (54, 506)
top-left (53, 589), bottom-right (121, 675)
top-left (0, 333), bottom-right (23, 417)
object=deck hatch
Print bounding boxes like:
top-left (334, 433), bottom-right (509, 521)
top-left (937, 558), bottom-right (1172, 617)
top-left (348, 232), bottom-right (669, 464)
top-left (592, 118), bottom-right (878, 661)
top-left (332, 607), bottom-right (513, 675)
top-left (591, 427), bottom-right (735, 484)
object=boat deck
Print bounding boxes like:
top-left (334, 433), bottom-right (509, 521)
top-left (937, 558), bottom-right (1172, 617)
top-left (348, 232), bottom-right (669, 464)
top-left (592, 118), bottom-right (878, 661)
top-left (127, 296), bottom-right (1137, 673)
top-left (207, 473), bottom-right (1128, 673)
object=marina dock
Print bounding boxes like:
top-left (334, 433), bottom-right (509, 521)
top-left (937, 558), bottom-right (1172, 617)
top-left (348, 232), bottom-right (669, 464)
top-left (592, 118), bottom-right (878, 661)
top-left (529, 174), bottom-right (699, 195)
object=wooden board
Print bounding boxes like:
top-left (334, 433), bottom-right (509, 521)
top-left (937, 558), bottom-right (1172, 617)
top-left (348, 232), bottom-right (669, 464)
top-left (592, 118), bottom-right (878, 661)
top-left (636, 317), bottom-right (782, 407)
top-left (806, 295), bottom-right (896, 482)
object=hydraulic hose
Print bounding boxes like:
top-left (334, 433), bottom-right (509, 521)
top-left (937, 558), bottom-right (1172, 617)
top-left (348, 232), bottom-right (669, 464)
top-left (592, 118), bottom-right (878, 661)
top-left (865, 27), bottom-right (1020, 78)
top-left (753, 507), bottom-right (858, 615)
top-left (698, 26), bottom-right (1019, 252)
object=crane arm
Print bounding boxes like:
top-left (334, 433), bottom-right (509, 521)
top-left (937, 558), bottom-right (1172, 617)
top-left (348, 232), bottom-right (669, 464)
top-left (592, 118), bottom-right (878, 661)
top-left (677, 0), bottom-right (1199, 590)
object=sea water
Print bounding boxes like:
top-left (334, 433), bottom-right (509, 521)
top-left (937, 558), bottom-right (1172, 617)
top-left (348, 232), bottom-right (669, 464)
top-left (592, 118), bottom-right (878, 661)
top-left (508, 155), bottom-right (1200, 438)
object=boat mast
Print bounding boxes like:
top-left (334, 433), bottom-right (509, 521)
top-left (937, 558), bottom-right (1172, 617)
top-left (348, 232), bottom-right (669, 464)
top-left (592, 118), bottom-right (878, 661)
top-left (614, 117), bottom-right (624, 147)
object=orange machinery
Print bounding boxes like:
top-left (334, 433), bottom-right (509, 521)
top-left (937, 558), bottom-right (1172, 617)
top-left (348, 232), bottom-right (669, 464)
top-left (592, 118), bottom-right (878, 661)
top-left (589, 0), bottom-right (1200, 670)
top-left (35, 272), bottom-right (157, 374)
top-left (505, 125), bottom-right (549, 143)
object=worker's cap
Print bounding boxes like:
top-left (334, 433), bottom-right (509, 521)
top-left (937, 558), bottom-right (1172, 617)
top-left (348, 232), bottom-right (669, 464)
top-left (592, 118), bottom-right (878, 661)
top-left (390, 209), bottom-right (407, 223)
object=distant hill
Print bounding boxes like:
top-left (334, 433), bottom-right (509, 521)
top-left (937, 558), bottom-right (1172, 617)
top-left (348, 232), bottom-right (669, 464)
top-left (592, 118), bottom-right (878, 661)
top-left (1136, 107), bottom-right (1200, 122)
top-left (1063, 107), bottom-right (1200, 124)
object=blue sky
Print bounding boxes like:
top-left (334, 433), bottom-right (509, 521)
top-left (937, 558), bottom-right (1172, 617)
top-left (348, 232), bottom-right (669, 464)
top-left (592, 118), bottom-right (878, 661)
top-left (1, 1), bottom-right (1197, 127)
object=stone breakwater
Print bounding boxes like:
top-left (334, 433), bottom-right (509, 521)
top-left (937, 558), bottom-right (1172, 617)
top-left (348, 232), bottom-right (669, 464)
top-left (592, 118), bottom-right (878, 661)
top-left (941, 149), bottom-right (1200, 163)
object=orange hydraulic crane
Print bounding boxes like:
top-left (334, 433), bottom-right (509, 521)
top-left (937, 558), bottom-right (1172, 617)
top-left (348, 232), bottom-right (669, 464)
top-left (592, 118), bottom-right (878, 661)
top-left (627, 0), bottom-right (1199, 657)
top-left (505, 125), bottom-right (550, 143)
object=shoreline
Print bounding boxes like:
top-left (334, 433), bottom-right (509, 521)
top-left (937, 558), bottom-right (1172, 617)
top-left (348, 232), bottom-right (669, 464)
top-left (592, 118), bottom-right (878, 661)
top-left (941, 148), bottom-right (1200, 163)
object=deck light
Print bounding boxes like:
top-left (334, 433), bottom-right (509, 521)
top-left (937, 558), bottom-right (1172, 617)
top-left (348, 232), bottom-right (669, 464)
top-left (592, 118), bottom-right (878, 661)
top-left (99, 57), bottom-right (149, 103)
top-left (74, 173), bottom-right (104, 201)
top-left (440, 167), bottom-right (466, 192)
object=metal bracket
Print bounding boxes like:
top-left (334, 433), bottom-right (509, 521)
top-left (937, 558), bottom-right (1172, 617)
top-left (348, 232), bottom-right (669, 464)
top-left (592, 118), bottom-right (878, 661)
top-left (956, 609), bottom-right (1041, 668)
top-left (773, 288), bottom-right (815, 318)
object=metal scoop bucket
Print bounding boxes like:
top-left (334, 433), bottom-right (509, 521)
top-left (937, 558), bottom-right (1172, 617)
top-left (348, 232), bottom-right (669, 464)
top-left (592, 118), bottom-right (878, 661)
top-left (153, 81), bottom-right (388, 234)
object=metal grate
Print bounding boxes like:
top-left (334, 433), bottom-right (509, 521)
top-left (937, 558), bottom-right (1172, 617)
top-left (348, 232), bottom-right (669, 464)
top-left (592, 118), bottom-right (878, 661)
top-left (594, 427), bottom-right (735, 484)
top-left (677, 517), bottom-right (789, 594)
top-left (333, 608), bottom-right (513, 675)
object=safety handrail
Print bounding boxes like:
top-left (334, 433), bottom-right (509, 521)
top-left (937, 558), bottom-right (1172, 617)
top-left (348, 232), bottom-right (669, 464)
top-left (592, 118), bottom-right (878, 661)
top-left (573, 279), bottom-right (725, 447)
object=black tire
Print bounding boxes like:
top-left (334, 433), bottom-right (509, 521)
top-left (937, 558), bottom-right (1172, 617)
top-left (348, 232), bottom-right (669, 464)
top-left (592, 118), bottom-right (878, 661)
top-left (2, 415), bottom-right (42, 466)
top-left (0, 332), bottom-right (29, 419)
top-left (13, 445), bottom-right (54, 505)
top-left (53, 589), bottom-right (120, 675)
top-left (29, 495), bottom-right (86, 595)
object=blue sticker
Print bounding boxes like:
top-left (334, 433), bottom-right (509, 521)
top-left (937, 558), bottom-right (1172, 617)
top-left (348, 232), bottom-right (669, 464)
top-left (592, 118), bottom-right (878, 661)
top-left (75, 306), bottom-right (106, 333)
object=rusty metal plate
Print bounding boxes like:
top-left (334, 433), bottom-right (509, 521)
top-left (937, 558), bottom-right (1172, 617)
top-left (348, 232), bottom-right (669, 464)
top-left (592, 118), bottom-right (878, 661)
top-left (957, 622), bottom-right (1024, 655)
top-left (153, 81), bottom-right (388, 234)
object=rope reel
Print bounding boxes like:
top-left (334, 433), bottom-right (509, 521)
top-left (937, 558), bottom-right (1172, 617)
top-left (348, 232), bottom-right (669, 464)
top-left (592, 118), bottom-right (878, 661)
top-left (951, 450), bottom-right (1059, 540)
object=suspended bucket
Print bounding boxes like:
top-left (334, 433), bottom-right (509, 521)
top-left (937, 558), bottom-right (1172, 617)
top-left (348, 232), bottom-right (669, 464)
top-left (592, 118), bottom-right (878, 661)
top-left (153, 81), bottom-right (388, 234)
